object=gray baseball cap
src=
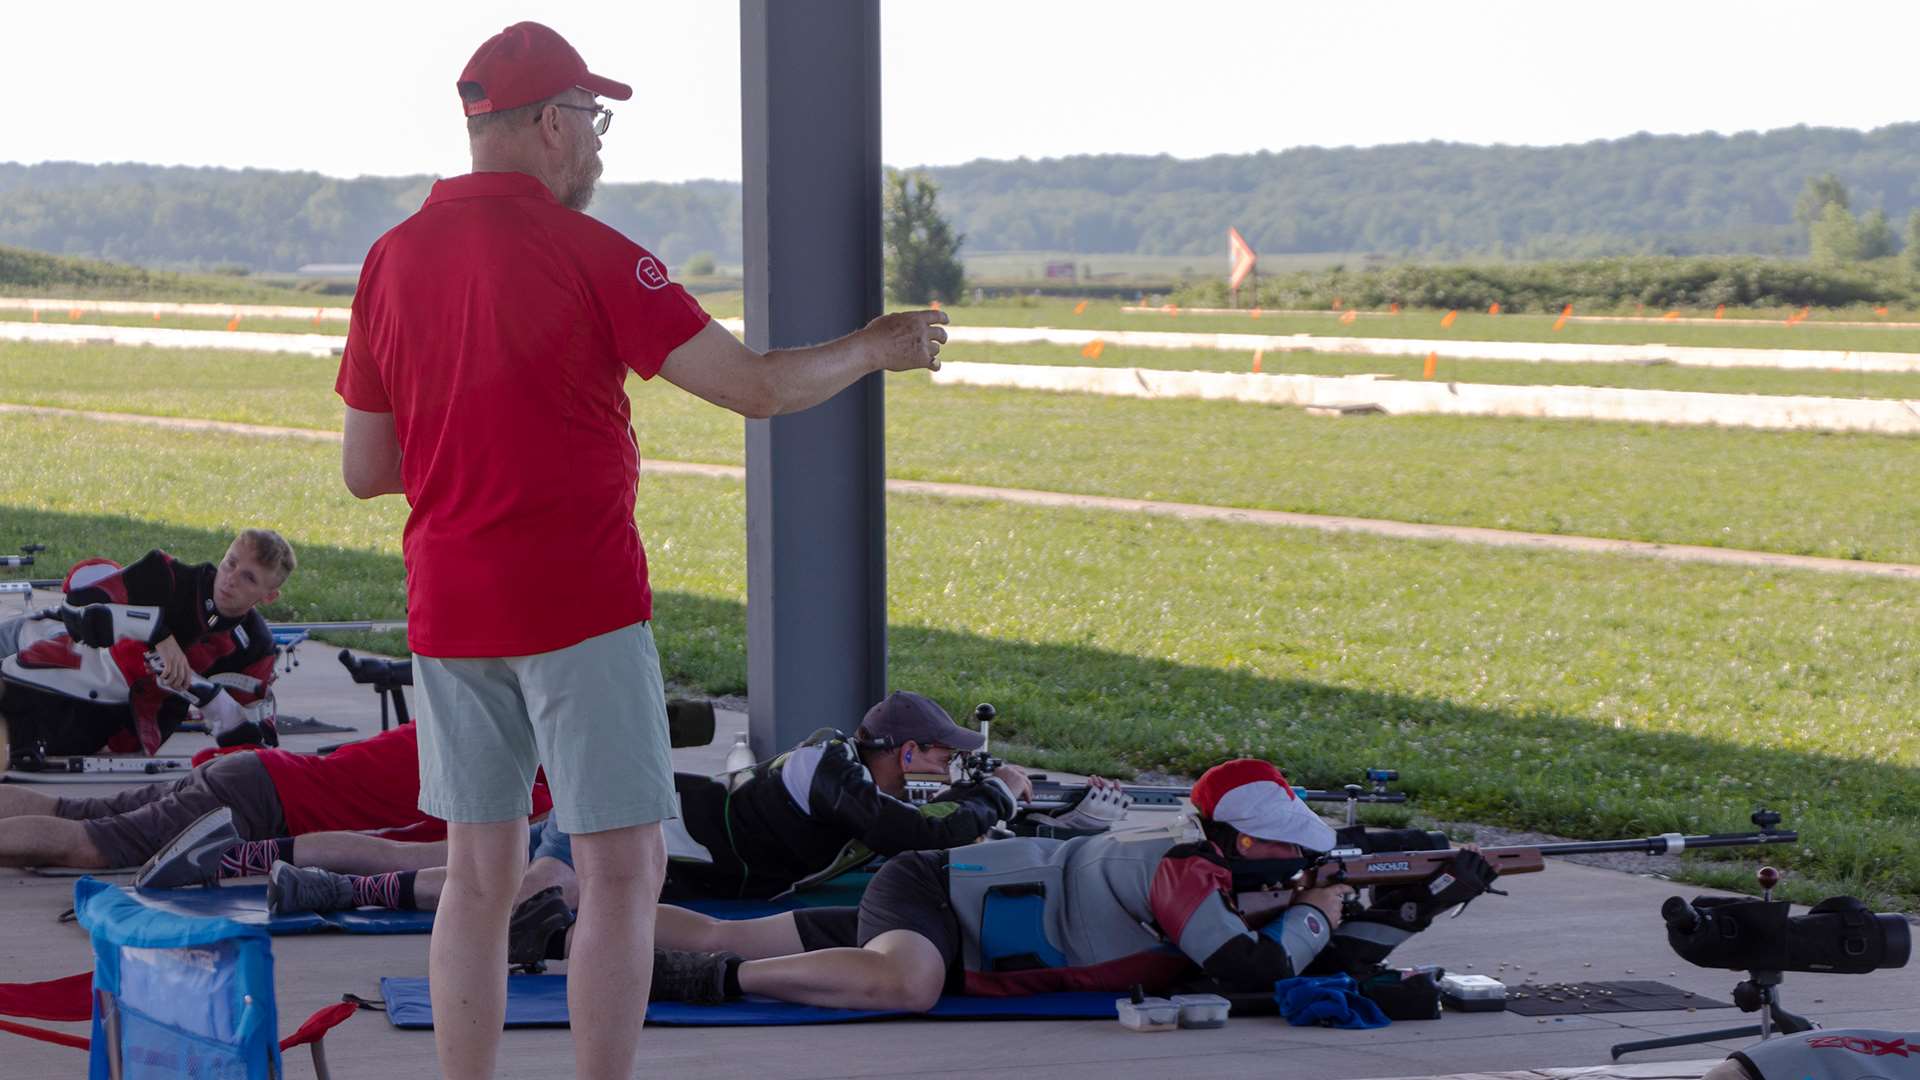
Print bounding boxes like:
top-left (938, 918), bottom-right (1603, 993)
top-left (861, 691), bottom-right (986, 751)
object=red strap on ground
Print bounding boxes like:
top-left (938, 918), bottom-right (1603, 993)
top-left (0, 972), bottom-right (92, 1022)
top-left (0, 1016), bottom-right (89, 1050)
top-left (279, 1002), bottom-right (355, 1051)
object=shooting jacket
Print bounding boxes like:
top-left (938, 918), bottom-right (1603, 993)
top-left (947, 829), bottom-right (1417, 997)
top-left (0, 550), bottom-right (275, 754)
top-left (675, 732), bottom-right (1016, 899)
top-left (1733, 1030), bottom-right (1920, 1080)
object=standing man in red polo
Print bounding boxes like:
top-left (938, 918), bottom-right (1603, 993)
top-left (336, 21), bottom-right (949, 1079)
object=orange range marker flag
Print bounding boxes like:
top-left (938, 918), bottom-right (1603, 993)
top-left (1423, 352), bottom-right (1438, 379)
top-left (1252, 349), bottom-right (1263, 373)
top-left (1081, 339), bottom-right (1106, 361)
top-left (1339, 309), bottom-right (1358, 325)
top-left (1227, 226), bottom-right (1258, 303)
top-left (1440, 309), bottom-right (1458, 329)
top-left (1072, 300), bottom-right (1089, 316)
top-left (1488, 302), bottom-right (1501, 316)
top-left (1552, 304), bottom-right (1572, 332)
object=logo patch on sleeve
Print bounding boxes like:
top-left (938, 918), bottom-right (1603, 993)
top-left (635, 256), bottom-right (668, 290)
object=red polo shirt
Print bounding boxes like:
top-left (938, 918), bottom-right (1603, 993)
top-left (336, 172), bottom-right (711, 657)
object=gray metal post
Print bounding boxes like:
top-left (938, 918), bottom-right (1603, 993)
top-left (739, 0), bottom-right (886, 757)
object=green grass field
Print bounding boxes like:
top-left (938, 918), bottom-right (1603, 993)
top-left (3, 411), bottom-right (1917, 907)
top-left (5, 341), bottom-right (1919, 563)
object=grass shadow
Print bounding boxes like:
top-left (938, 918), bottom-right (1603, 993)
top-left (6, 506), bottom-right (1915, 908)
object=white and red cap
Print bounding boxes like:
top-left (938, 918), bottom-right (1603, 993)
top-left (1190, 759), bottom-right (1337, 852)
top-left (457, 21), bottom-right (632, 116)
top-left (62, 558), bottom-right (121, 593)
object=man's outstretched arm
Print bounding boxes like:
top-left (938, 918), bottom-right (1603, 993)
top-left (657, 310), bottom-right (948, 419)
top-left (342, 407), bottom-right (404, 498)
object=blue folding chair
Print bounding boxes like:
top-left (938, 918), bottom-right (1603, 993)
top-left (72, 877), bottom-right (349, 1080)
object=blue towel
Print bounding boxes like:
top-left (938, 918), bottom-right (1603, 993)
top-left (1273, 974), bottom-right (1391, 1029)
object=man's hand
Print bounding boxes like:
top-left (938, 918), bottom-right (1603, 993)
top-left (992, 763), bottom-right (1034, 804)
top-left (1295, 884), bottom-right (1354, 928)
top-left (863, 310), bottom-right (949, 372)
top-left (148, 636), bottom-right (192, 690)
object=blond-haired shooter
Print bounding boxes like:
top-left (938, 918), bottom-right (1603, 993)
top-left (1, 529), bottom-right (295, 761)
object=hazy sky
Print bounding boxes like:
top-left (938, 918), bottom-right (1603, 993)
top-left (8, 1), bottom-right (1919, 183)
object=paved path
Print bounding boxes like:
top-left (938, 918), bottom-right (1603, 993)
top-left (6, 401), bottom-right (1917, 583)
top-left (3, 653), bottom-right (1916, 1079)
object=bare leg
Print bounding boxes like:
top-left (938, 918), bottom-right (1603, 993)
top-left (0, 784), bottom-right (62, 819)
top-left (566, 823), bottom-right (666, 1080)
top-left (428, 818), bottom-right (527, 1080)
top-left (655, 906), bottom-right (805, 959)
top-left (0, 816), bottom-right (108, 868)
top-left (293, 832), bottom-right (448, 874)
top-left (736, 929), bottom-right (947, 1011)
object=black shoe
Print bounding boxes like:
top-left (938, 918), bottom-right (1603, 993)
top-left (507, 886), bottom-right (575, 973)
top-left (134, 807), bottom-right (239, 889)
top-left (651, 946), bottom-right (737, 1005)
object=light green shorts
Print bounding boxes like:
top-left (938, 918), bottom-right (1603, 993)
top-left (414, 621), bottom-right (677, 834)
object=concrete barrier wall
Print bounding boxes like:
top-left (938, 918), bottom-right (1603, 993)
top-left (0, 297), bottom-right (348, 321)
top-left (929, 361), bottom-right (1920, 436)
top-left (5, 302), bottom-right (1915, 376)
top-left (943, 324), bottom-right (1920, 374)
top-left (0, 321), bottom-right (344, 357)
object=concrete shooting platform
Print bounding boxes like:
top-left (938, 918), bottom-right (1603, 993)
top-left (3, 635), bottom-right (1915, 1079)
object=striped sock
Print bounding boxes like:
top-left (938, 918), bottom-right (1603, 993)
top-left (349, 870), bottom-right (419, 911)
top-left (218, 837), bottom-right (293, 879)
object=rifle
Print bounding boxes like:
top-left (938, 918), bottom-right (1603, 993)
top-left (1025, 768), bottom-right (1407, 824)
top-left (1238, 809), bottom-right (1799, 894)
top-left (923, 703), bottom-right (1410, 823)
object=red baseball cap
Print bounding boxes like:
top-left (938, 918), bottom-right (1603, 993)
top-left (458, 21), bottom-right (632, 117)
top-left (1190, 759), bottom-right (1337, 852)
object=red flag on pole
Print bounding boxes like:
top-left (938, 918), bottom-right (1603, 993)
top-left (1227, 227), bottom-right (1258, 291)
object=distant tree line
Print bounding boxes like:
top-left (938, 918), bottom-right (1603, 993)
top-left (13, 123), bottom-right (1920, 270)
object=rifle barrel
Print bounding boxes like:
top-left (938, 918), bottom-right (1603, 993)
top-left (1025, 782), bottom-right (1406, 809)
top-left (1526, 830), bottom-right (1798, 857)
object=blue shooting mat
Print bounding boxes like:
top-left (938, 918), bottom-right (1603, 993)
top-left (114, 869), bottom-right (879, 936)
top-left (379, 974), bottom-right (1119, 1028)
top-left (116, 884), bottom-right (436, 935)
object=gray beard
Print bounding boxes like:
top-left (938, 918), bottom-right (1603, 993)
top-left (563, 156), bottom-right (602, 211)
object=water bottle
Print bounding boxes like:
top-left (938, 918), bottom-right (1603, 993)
top-left (724, 732), bottom-right (755, 791)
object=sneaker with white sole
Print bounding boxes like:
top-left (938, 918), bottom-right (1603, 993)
top-left (267, 861), bottom-right (355, 915)
top-left (133, 806), bottom-right (239, 889)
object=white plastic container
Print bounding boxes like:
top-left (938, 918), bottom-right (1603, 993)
top-left (1439, 973), bottom-right (1507, 1012)
top-left (723, 733), bottom-right (755, 791)
top-left (1114, 996), bottom-right (1180, 1031)
top-left (1170, 993), bottom-right (1231, 1029)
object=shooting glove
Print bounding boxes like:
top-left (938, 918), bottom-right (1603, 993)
top-left (1026, 783), bottom-right (1133, 833)
top-left (199, 690), bottom-right (279, 748)
top-left (1371, 848), bottom-right (1500, 930)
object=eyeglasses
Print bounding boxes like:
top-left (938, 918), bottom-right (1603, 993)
top-left (547, 103), bottom-right (612, 136)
